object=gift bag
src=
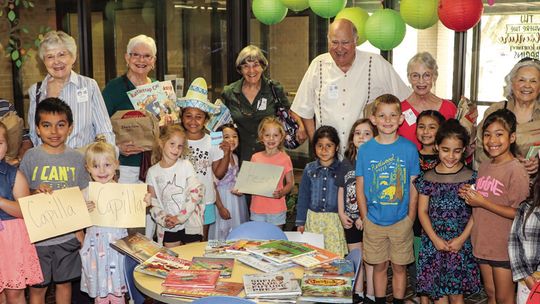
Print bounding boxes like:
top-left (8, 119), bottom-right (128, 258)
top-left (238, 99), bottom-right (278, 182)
top-left (110, 110), bottom-right (159, 151)
top-left (0, 111), bottom-right (23, 159)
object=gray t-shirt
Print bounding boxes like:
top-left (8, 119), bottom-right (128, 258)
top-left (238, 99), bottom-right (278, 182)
top-left (20, 146), bottom-right (90, 246)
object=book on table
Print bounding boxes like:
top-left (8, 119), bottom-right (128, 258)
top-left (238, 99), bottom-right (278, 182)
top-left (290, 243), bottom-right (340, 268)
top-left (134, 252), bottom-right (192, 278)
top-left (160, 281), bottom-right (244, 299)
top-left (110, 233), bottom-right (178, 263)
top-left (246, 240), bottom-right (315, 264)
top-left (299, 275), bottom-right (353, 303)
top-left (190, 256), bottom-right (235, 278)
top-left (303, 259), bottom-right (355, 278)
top-left (243, 272), bottom-right (301, 299)
top-left (235, 253), bottom-right (298, 273)
top-left (204, 240), bottom-right (238, 258)
top-left (161, 269), bottom-right (220, 289)
top-left (225, 239), bottom-right (266, 255)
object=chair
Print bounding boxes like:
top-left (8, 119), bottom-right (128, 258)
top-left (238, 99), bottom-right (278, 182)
top-left (284, 231), bottom-right (325, 248)
top-left (226, 221), bottom-right (288, 241)
top-left (124, 255), bottom-right (146, 304)
top-left (345, 248), bottom-right (362, 288)
top-left (192, 296), bottom-right (256, 303)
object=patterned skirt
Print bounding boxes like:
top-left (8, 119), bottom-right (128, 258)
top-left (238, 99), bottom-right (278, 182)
top-left (305, 210), bottom-right (348, 257)
top-left (0, 218), bottom-right (43, 291)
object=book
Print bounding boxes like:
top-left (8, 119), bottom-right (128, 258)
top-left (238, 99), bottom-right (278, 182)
top-left (226, 239), bottom-right (266, 255)
top-left (236, 254), bottom-right (298, 273)
top-left (303, 259), bottom-right (355, 278)
top-left (246, 240), bottom-right (315, 264)
top-left (299, 275), bottom-right (353, 303)
top-left (162, 269), bottom-right (220, 289)
top-left (526, 144), bottom-right (540, 159)
top-left (161, 281), bottom-right (244, 299)
top-left (204, 240), bottom-right (237, 257)
top-left (134, 252), bottom-right (192, 278)
top-left (243, 272), bottom-right (301, 299)
top-left (291, 243), bottom-right (340, 268)
top-left (205, 99), bottom-right (233, 132)
top-left (127, 81), bottom-right (180, 125)
top-left (190, 256), bottom-right (235, 278)
top-left (110, 233), bottom-right (178, 263)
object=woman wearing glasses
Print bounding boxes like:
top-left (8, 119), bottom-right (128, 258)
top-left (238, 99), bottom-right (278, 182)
top-left (398, 52), bottom-right (457, 149)
top-left (221, 45), bottom-right (306, 164)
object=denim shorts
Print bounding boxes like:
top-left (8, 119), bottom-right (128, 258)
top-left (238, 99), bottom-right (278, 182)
top-left (250, 211), bottom-right (286, 225)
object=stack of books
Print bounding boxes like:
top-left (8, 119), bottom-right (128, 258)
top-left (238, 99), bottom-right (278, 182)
top-left (243, 272), bottom-right (301, 301)
top-left (110, 233), bottom-right (178, 263)
top-left (134, 252), bottom-right (192, 278)
top-left (298, 259), bottom-right (355, 303)
top-left (160, 269), bottom-right (243, 300)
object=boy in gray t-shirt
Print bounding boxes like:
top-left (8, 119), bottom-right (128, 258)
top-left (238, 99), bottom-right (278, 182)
top-left (19, 97), bottom-right (90, 304)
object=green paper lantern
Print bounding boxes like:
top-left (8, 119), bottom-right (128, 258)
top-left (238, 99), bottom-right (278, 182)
top-left (309, 0), bottom-right (346, 19)
top-left (252, 0), bottom-right (288, 25)
top-left (280, 0), bottom-right (309, 12)
top-left (365, 9), bottom-right (406, 51)
top-left (400, 0), bottom-right (438, 29)
top-left (335, 7), bottom-right (370, 45)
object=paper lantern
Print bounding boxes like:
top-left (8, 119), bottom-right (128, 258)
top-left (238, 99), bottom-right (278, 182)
top-left (365, 9), bottom-right (406, 51)
top-left (252, 0), bottom-right (288, 25)
top-left (438, 0), bottom-right (483, 32)
top-left (280, 0), bottom-right (309, 12)
top-left (335, 7), bottom-right (370, 45)
top-left (309, 0), bottom-right (346, 18)
top-left (400, 0), bottom-right (438, 29)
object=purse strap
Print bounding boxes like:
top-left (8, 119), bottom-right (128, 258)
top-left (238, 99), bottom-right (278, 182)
top-left (268, 80), bottom-right (283, 109)
top-left (35, 81), bottom-right (42, 104)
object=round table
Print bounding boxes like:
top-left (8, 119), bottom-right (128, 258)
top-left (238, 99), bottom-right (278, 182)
top-left (133, 241), bottom-right (305, 303)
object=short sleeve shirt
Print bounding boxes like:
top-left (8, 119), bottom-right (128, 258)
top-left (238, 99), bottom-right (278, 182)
top-left (335, 158), bottom-right (359, 220)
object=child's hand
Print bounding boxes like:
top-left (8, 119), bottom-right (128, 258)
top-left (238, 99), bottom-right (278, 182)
top-left (447, 236), bottom-right (465, 253)
top-left (297, 226), bottom-right (305, 233)
top-left (525, 275), bottom-right (539, 290)
top-left (231, 189), bottom-right (243, 196)
top-left (518, 155), bottom-right (539, 175)
top-left (219, 140), bottom-right (232, 154)
top-left (143, 193), bottom-right (152, 207)
top-left (75, 230), bottom-right (85, 246)
top-left (36, 184), bottom-right (53, 194)
top-left (273, 189), bottom-right (284, 199)
top-left (433, 236), bottom-right (450, 251)
top-left (217, 206), bottom-right (231, 220)
top-left (86, 201), bottom-right (96, 212)
top-left (459, 184), bottom-right (485, 207)
top-left (338, 213), bottom-right (353, 229)
top-left (354, 217), bottom-right (363, 230)
top-left (164, 214), bottom-right (179, 228)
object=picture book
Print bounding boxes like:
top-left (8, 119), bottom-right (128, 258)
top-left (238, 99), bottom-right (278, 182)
top-left (161, 269), bottom-right (220, 289)
top-left (127, 81), bottom-right (179, 125)
top-left (205, 98), bottom-right (232, 132)
top-left (226, 239), bottom-right (266, 255)
top-left (236, 254), bottom-right (298, 273)
top-left (134, 252), bottom-right (191, 278)
top-left (303, 259), bottom-right (355, 278)
top-left (526, 144), bottom-right (540, 159)
top-left (204, 240), bottom-right (236, 257)
top-left (299, 275), bottom-right (353, 303)
top-left (190, 256), bottom-right (235, 278)
top-left (246, 240), bottom-right (315, 264)
top-left (110, 233), bottom-right (178, 263)
top-left (243, 272), bottom-right (301, 298)
top-left (291, 243), bottom-right (340, 268)
top-left (161, 281), bottom-right (244, 299)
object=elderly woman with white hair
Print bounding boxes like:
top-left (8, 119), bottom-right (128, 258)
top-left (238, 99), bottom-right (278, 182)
top-left (28, 30), bottom-right (115, 149)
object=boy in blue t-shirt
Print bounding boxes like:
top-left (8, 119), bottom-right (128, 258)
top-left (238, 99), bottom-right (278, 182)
top-left (355, 94), bottom-right (420, 304)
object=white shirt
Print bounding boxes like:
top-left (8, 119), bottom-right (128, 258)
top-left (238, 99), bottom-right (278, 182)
top-left (291, 50), bottom-right (411, 156)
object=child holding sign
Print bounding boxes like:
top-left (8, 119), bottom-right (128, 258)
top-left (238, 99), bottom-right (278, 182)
top-left (20, 98), bottom-right (90, 304)
top-left (147, 125), bottom-right (205, 247)
top-left (0, 121), bottom-right (44, 303)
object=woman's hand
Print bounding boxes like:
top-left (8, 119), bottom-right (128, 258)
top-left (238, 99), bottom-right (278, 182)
top-left (118, 141), bottom-right (145, 156)
top-left (518, 156), bottom-right (539, 175)
top-left (338, 213), bottom-right (353, 229)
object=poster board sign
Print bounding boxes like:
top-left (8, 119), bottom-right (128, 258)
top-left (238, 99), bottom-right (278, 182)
top-left (19, 187), bottom-right (92, 243)
top-left (88, 182), bottom-right (147, 228)
top-left (234, 161), bottom-right (284, 197)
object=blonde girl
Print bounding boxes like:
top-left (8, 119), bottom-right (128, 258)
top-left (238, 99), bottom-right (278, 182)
top-left (146, 125), bottom-right (205, 247)
top-left (248, 117), bottom-right (294, 228)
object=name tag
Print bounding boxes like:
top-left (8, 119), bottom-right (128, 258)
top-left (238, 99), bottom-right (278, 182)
top-left (257, 98), bottom-right (267, 111)
top-left (327, 84), bottom-right (339, 99)
top-left (76, 88), bottom-right (89, 103)
top-left (403, 108), bottom-right (416, 126)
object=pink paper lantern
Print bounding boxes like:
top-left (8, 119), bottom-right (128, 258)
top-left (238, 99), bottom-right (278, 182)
top-left (438, 0), bottom-right (484, 32)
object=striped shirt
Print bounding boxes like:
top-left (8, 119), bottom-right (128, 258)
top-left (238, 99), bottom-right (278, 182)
top-left (27, 71), bottom-right (115, 149)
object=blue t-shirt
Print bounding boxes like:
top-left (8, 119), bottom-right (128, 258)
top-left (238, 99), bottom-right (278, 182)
top-left (356, 137), bottom-right (420, 226)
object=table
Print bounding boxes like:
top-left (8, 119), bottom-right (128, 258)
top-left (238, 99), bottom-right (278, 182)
top-left (133, 242), bottom-right (305, 303)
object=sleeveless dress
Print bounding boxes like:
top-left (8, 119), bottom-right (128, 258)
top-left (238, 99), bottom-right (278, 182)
top-left (414, 167), bottom-right (481, 299)
top-left (209, 156), bottom-right (249, 240)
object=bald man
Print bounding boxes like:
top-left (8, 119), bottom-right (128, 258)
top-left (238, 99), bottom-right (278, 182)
top-left (291, 19), bottom-right (410, 157)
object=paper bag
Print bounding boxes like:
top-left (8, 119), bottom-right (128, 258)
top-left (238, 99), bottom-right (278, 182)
top-left (0, 111), bottom-right (23, 159)
top-left (111, 110), bottom-right (159, 151)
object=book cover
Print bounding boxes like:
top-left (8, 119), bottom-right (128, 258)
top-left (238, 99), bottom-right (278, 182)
top-left (190, 256), bottom-right (235, 278)
top-left (299, 275), bottom-right (353, 303)
top-left (226, 239), bottom-right (266, 255)
top-left (246, 240), bottom-right (315, 264)
top-left (291, 243), bottom-right (340, 268)
top-left (526, 144), bottom-right (540, 159)
top-left (134, 252), bottom-right (191, 278)
top-left (127, 81), bottom-right (179, 125)
top-left (236, 254), bottom-right (298, 273)
top-left (161, 281), bottom-right (244, 299)
top-left (110, 233), bottom-right (178, 263)
top-left (303, 259), bottom-right (355, 278)
top-left (243, 272), bottom-right (301, 298)
top-left (205, 99), bottom-right (232, 132)
top-left (162, 269), bottom-right (220, 289)
top-left (204, 240), bottom-right (237, 257)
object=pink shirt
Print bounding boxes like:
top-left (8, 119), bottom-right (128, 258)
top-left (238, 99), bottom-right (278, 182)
top-left (398, 99), bottom-right (457, 150)
top-left (250, 151), bottom-right (293, 214)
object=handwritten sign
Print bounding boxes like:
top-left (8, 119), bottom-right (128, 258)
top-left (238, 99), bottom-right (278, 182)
top-left (19, 187), bottom-right (92, 243)
top-left (234, 161), bottom-right (284, 197)
top-left (88, 182), bottom-right (147, 228)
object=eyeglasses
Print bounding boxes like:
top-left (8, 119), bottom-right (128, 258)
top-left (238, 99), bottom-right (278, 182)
top-left (240, 62), bottom-right (261, 70)
top-left (129, 52), bottom-right (154, 60)
top-left (43, 50), bottom-right (70, 62)
top-left (329, 40), bottom-right (353, 47)
top-left (409, 72), bottom-right (433, 82)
